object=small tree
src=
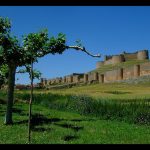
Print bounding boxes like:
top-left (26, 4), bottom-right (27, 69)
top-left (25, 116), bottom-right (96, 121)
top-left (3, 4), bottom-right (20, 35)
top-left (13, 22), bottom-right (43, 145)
top-left (0, 16), bottom-right (100, 125)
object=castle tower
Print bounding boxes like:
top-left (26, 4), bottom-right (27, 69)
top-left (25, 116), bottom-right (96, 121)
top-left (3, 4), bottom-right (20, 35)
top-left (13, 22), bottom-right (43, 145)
top-left (84, 74), bottom-right (88, 83)
top-left (112, 55), bottom-right (125, 64)
top-left (137, 50), bottom-right (149, 60)
top-left (96, 61), bottom-right (104, 69)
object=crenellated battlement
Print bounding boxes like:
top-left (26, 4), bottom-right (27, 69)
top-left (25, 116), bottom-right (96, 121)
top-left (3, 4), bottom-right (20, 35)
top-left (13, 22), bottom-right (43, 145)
top-left (96, 50), bottom-right (149, 69)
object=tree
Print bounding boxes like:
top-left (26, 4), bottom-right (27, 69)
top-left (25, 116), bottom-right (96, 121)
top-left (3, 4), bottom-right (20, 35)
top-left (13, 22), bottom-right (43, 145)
top-left (17, 65), bottom-right (42, 81)
top-left (0, 64), bottom-right (9, 89)
top-left (0, 16), bottom-right (101, 125)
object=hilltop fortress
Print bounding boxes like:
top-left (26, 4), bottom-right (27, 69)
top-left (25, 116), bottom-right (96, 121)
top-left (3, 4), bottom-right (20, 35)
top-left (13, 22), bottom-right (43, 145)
top-left (96, 50), bottom-right (149, 68)
top-left (40, 50), bottom-right (150, 87)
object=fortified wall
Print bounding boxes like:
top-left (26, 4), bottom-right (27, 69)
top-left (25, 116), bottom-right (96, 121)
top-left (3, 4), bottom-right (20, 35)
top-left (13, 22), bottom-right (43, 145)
top-left (96, 50), bottom-right (149, 68)
top-left (40, 50), bottom-right (150, 87)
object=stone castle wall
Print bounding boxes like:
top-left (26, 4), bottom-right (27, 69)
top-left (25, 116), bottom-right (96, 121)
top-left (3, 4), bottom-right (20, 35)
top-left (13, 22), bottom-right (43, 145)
top-left (124, 52), bottom-right (137, 61)
top-left (40, 50), bottom-right (150, 87)
top-left (96, 50), bottom-right (149, 69)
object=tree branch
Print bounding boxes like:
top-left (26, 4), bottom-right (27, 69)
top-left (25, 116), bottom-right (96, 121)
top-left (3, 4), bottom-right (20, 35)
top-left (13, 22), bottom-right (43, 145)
top-left (66, 45), bottom-right (101, 58)
top-left (36, 45), bottom-right (101, 58)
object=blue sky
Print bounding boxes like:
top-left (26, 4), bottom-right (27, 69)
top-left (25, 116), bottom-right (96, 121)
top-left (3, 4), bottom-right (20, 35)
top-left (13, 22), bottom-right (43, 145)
top-left (0, 6), bottom-right (150, 84)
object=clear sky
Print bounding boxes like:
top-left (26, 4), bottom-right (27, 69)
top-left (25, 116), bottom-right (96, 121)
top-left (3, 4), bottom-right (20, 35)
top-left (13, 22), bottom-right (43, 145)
top-left (0, 6), bottom-right (150, 84)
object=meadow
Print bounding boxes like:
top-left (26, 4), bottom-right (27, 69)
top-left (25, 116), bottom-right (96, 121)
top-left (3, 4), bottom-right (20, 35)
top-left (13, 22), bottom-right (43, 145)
top-left (0, 102), bottom-right (150, 144)
top-left (0, 82), bottom-right (150, 144)
top-left (18, 82), bottom-right (150, 100)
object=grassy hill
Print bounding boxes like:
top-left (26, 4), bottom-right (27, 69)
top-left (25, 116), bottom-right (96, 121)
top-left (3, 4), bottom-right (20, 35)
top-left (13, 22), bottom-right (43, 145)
top-left (29, 82), bottom-right (150, 100)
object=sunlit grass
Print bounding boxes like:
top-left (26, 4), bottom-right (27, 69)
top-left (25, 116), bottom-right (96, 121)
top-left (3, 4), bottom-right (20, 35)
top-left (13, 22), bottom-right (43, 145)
top-left (0, 81), bottom-right (150, 143)
top-left (17, 82), bottom-right (150, 100)
top-left (0, 102), bottom-right (150, 144)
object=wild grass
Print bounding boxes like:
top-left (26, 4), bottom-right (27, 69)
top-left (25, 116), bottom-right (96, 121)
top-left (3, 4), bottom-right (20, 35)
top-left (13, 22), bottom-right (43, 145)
top-left (1, 82), bottom-right (150, 126)
top-left (13, 92), bottom-right (150, 126)
top-left (23, 82), bottom-right (150, 100)
top-left (0, 102), bottom-right (150, 144)
top-left (0, 81), bottom-right (150, 144)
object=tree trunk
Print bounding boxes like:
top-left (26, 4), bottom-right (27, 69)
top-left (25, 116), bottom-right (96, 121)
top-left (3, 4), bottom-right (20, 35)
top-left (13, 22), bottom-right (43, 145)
top-left (28, 60), bottom-right (33, 143)
top-left (4, 64), bottom-right (16, 125)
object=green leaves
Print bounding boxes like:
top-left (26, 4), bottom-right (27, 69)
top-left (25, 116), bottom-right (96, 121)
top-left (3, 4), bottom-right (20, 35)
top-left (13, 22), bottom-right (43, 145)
top-left (23, 29), bottom-right (49, 52)
top-left (46, 33), bottom-right (66, 55)
top-left (17, 65), bottom-right (42, 80)
top-left (75, 39), bottom-right (82, 47)
top-left (0, 17), bottom-right (11, 34)
top-left (0, 64), bottom-right (9, 87)
top-left (1, 16), bottom-right (95, 70)
top-left (0, 64), bottom-right (8, 76)
top-left (0, 46), bottom-right (4, 56)
top-left (0, 16), bottom-right (68, 67)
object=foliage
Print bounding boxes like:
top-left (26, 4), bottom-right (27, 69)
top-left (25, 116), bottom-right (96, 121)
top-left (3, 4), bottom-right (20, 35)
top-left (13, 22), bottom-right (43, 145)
top-left (0, 16), bottom-right (99, 124)
top-left (17, 65), bottom-right (42, 80)
top-left (0, 17), bottom-right (68, 68)
top-left (0, 17), bottom-right (11, 34)
top-left (0, 64), bottom-right (8, 87)
top-left (0, 17), bottom-right (67, 124)
top-left (75, 39), bottom-right (82, 47)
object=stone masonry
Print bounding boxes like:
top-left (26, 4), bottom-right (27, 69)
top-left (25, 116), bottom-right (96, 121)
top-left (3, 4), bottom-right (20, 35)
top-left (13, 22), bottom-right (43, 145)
top-left (40, 50), bottom-right (150, 87)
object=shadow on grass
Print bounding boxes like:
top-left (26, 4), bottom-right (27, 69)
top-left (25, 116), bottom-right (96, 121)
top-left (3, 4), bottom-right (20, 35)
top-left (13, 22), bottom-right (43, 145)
top-left (31, 113), bottom-right (63, 126)
top-left (0, 111), bottom-right (5, 116)
top-left (63, 135), bottom-right (79, 141)
top-left (12, 112), bottom-right (95, 127)
top-left (14, 113), bottom-right (65, 133)
top-left (0, 104), bottom-right (6, 116)
top-left (70, 119), bottom-right (83, 122)
top-left (70, 118), bottom-right (96, 122)
top-left (15, 114), bottom-right (63, 125)
top-left (14, 113), bottom-right (64, 132)
top-left (104, 91), bottom-right (132, 94)
top-left (55, 123), bottom-right (84, 132)
top-left (32, 127), bottom-right (52, 132)
top-left (12, 107), bottom-right (26, 116)
top-left (12, 112), bottom-right (98, 138)
top-left (0, 104), bottom-right (27, 116)
top-left (0, 99), bottom-right (6, 104)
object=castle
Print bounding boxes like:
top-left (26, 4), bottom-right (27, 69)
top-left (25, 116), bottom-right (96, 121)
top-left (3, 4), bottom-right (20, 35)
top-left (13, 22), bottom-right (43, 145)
top-left (96, 50), bottom-right (149, 68)
top-left (40, 50), bottom-right (150, 87)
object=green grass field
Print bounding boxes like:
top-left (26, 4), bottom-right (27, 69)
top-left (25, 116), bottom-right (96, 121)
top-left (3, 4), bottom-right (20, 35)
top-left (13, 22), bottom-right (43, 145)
top-left (22, 82), bottom-right (150, 100)
top-left (0, 82), bottom-right (150, 144)
top-left (0, 102), bottom-right (150, 144)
